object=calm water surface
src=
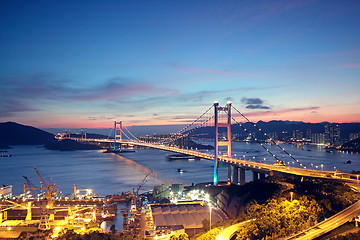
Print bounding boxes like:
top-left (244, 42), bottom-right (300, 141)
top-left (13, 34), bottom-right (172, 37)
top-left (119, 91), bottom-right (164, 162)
top-left (1, 143), bottom-right (360, 196)
top-left (1, 143), bottom-right (359, 231)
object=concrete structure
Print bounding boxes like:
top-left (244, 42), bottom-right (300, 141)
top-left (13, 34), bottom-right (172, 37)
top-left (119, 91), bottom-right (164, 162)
top-left (213, 101), bottom-right (232, 186)
top-left (114, 121), bottom-right (122, 151)
top-left (150, 203), bottom-right (222, 237)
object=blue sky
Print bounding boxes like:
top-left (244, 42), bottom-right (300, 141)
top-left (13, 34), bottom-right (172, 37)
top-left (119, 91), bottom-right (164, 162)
top-left (0, 0), bottom-right (359, 128)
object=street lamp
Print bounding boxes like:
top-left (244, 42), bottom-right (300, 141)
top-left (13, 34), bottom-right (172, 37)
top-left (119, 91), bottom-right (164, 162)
top-left (357, 175), bottom-right (359, 185)
top-left (290, 192), bottom-right (293, 202)
top-left (209, 204), bottom-right (212, 231)
top-left (321, 164), bottom-right (324, 171)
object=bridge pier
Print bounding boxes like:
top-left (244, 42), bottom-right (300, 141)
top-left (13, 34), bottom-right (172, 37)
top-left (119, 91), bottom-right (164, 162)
top-left (239, 167), bottom-right (245, 185)
top-left (228, 166), bottom-right (232, 184)
top-left (260, 173), bottom-right (266, 179)
top-left (252, 171), bottom-right (259, 181)
top-left (232, 166), bottom-right (239, 184)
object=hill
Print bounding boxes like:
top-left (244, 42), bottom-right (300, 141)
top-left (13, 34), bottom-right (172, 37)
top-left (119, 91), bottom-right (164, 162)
top-left (44, 139), bottom-right (103, 151)
top-left (0, 122), bottom-right (56, 147)
top-left (340, 138), bottom-right (360, 152)
top-left (189, 121), bottom-right (360, 141)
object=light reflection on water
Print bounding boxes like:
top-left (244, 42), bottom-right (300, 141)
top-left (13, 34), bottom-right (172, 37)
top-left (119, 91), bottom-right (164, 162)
top-left (1, 143), bottom-right (359, 197)
top-left (1, 143), bottom-right (359, 231)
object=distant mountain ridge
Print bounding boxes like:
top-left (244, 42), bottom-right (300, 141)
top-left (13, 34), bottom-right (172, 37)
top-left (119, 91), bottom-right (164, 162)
top-left (341, 138), bottom-right (360, 151)
top-left (2, 121), bottom-right (360, 147)
top-left (189, 120), bottom-right (360, 141)
top-left (0, 122), bottom-right (56, 146)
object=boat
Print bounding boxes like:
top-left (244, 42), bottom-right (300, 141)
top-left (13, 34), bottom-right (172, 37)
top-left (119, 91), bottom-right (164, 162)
top-left (96, 212), bottom-right (116, 221)
top-left (344, 160), bottom-right (352, 164)
top-left (1, 153), bottom-right (12, 157)
top-left (167, 154), bottom-right (197, 161)
top-left (178, 168), bottom-right (184, 173)
top-left (106, 192), bottom-right (131, 202)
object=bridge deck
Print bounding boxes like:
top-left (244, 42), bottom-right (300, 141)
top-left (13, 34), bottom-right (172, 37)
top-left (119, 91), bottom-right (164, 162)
top-left (80, 138), bottom-right (359, 183)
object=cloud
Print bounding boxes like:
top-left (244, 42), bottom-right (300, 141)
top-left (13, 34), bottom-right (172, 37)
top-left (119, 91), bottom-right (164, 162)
top-left (0, 100), bottom-right (38, 118)
top-left (241, 106), bottom-right (320, 118)
top-left (72, 78), bottom-right (178, 101)
top-left (241, 97), bottom-right (270, 109)
top-left (335, 63), bottom-right (360, 69)
top-left (170, 63), bottom-right (246, 75)
top-left (225, 0), bottom-right (310, 25)
top-left (246, 104), bottom-right (270, 109)
top-left (0, 74), bottom-right (178, 118)
top-left (241, 98), bottom-right (263, 105)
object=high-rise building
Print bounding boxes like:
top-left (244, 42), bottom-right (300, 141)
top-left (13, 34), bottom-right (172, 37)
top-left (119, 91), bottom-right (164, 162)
top-left (349, 132), bottom-right (360, 141)
top-left (325, 124), bottom-right (340, 145)
top-left (268, 132), bottom-right (278, 141)
top-left (312, 133), bottom-right (325, 144)
top-left (306, 129), bottom-right (312, 141)
top-left (292, 130), bottom-right (303, 141)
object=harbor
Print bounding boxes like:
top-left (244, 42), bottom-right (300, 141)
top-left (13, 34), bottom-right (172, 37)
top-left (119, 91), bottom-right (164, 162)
top-left (1, 143), bottom-right (360, 238)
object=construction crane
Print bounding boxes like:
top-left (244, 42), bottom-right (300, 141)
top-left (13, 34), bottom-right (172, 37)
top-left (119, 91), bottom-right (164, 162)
top-left (33, 166), bottom-right (56, 209)
top-left (23, 176), bottom-right (43, 198)
top-left (136, 171), bottom-right (152, 197)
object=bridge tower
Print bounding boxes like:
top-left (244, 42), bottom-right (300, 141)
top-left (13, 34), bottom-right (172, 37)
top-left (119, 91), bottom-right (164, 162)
top-left (81, 130), bottom-right (87, 141)
top-left (114, 121), bottom-right (122, 151)
top-left (213, 101), bottom-right (232, 186)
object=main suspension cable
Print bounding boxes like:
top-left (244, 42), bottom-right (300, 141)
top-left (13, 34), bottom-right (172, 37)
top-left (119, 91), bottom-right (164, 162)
top-left (231, 105), bottom-right (306, 169)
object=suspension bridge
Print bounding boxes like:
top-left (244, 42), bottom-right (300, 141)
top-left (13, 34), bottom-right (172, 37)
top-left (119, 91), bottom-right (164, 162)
top-left (73, 101), bottom-right (359, 186)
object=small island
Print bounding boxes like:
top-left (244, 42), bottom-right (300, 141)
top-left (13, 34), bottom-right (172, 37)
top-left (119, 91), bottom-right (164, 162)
top-left (44, 139), bottom-right (103, 151)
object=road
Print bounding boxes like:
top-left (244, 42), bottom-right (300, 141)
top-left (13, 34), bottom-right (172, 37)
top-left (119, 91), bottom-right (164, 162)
top-left (115, 140), bottom-right (359, 182)
top-left (83, 138), bottom-right (360, 239)
top-left (215, 219), bottom-right (254, 240)
top-left (286, 183), bottom-right (360, 240)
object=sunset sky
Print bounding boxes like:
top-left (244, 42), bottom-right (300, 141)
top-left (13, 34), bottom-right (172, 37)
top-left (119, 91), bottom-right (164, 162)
top-left (1, 0), bottom-right (359, 129)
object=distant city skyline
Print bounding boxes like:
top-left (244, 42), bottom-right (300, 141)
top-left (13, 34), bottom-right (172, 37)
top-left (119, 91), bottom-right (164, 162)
top-left (0, 0), bottom-right (359, 128)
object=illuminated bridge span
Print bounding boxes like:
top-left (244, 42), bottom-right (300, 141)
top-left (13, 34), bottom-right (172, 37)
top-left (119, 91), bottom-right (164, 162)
top-left (77, 101), bottom-right (359, 186)
top-left (76, 102), bottom-right (360, 239)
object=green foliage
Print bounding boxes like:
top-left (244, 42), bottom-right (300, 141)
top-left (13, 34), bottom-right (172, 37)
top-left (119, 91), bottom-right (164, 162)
top-left (329, 231), bottom-right (360, 240)
top-left (54, 229), bottom-right (140, 240)
top-left (195, 178), bottom-right (359, 240)
top-left (195, 228), bottom-right (220, 240)
top-left (236, 196), bottom-right (322, 240)
top-left (110, 224), bottom-right (116, 234)
top-left (293, 178), bottom-right (360, 218)
top-left (226, 178), bottom-right (282, 205)
top-left (178, 233), bottom-right (189, 240)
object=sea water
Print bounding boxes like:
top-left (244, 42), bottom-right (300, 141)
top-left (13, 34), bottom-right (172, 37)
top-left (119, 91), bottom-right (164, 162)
top-left (1, 143), bottom-right (359, 231)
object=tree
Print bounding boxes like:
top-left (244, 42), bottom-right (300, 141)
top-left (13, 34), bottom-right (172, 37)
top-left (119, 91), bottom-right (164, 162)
top-left (179, 233), bottom-right (189, 240)
top-left (110, 224), bottom-right (116, 234)
top-left (201, 219), bottom-right (210, 232)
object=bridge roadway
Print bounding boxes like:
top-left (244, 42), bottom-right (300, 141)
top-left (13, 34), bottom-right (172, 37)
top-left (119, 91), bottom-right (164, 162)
top-left (85, 138), bottom-right (358, 183)
top-left (86, 138), bottom-right (360, 239)
top-left (286, 183), bottom-right (360, 240)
